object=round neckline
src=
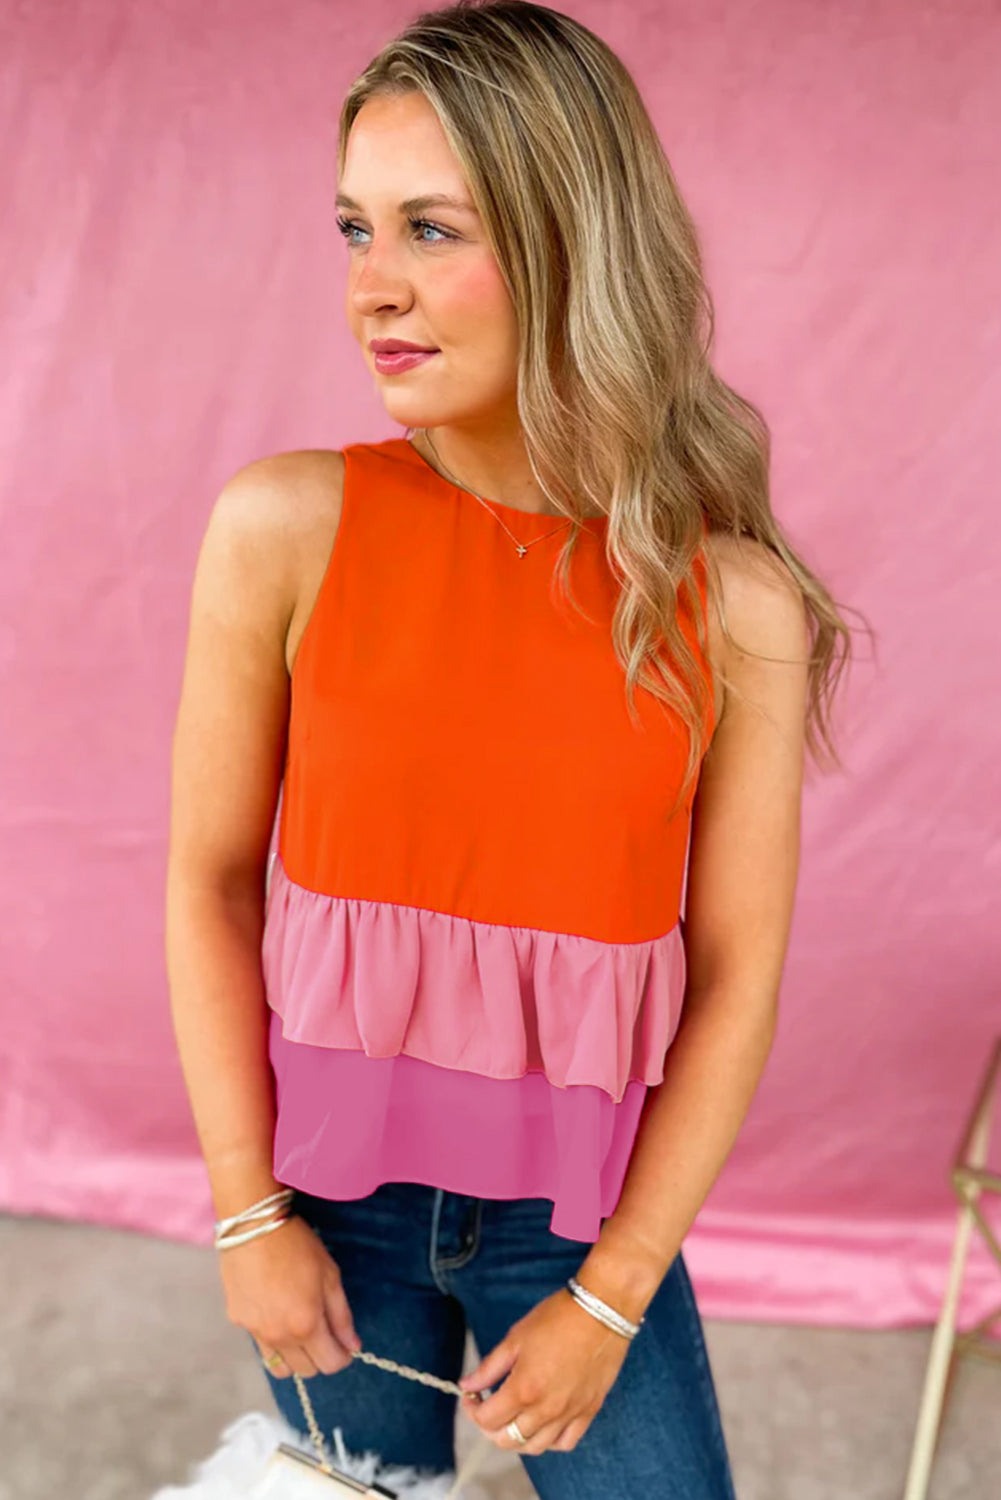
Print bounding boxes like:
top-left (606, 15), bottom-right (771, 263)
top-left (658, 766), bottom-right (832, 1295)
top-left (394, 436), bottom-right (608, 531)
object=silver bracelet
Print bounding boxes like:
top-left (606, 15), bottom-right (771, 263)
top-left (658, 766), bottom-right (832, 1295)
top-left (213, 1187), bottom-right (294, 1239)
top-left (566, 1275), bottom-right (645, 1340)
top-left (214, 1213), bottom-right (294, 1251)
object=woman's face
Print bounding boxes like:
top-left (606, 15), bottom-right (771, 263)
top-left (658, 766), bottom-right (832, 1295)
top-left (337, 91), bottom-right (520, 432)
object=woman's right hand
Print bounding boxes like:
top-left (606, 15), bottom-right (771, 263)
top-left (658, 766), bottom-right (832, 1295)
top-left (217, 1213), bottom-right (363, 1378)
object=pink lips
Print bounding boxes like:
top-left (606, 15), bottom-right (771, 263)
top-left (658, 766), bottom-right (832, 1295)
top-left (373, 349), bottom-right (439, 375)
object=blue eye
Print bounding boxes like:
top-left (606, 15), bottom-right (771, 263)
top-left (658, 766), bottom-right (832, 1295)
top-left (411, 218), bottom-right (452, 243)
top-left (335, 215), bottom-right (455, 246)
top-left (335, 215), bottom-right (365, 246)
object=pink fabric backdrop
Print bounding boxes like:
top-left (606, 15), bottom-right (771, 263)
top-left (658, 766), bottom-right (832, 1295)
top-left (2, 0), bottom-right (998, 1328)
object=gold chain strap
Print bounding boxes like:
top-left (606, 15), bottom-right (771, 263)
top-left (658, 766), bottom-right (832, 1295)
top-left (290, 1349), bottom-right (492, 1495)
top-left (291, 1371), bottom-right (338, 1474)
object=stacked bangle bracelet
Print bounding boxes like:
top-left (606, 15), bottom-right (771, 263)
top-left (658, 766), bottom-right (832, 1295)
top-left (566, 1274), bottom-right (645, 1340)
top-left (213, 1187), bottom-right (296, 1251)
top-left (212, 1193), bottom-right (642, 1348)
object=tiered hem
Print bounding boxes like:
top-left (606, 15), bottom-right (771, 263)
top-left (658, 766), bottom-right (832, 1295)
top-left (263, 854), bottom-right (686, 1105)
top-left (268, 1017), bottom-right (650, 1243)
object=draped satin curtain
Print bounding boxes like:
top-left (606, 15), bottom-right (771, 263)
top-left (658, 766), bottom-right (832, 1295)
top-left (2, 0), bottom-right (998, 1326)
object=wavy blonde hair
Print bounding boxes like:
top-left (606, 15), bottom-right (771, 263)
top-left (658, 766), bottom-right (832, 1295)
top-left (337, 0), bottom-right (864, 812)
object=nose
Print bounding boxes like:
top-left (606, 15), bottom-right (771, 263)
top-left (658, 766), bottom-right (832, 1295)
top-left (348, 237), bottom-right (415, 320)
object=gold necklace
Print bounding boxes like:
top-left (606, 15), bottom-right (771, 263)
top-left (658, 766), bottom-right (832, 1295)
top-left (420, 427), bottom-right (572, 558)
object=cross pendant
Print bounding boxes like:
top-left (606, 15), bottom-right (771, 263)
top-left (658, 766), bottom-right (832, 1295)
top-left (516, 544), bottom-right (528, 557)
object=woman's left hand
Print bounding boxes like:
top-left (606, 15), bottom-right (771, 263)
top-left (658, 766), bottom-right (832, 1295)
top-left (457, 1285), bottom-right (635, 1455)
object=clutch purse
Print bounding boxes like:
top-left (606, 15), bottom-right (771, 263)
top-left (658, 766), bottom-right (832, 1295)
top-left (256, 1441), bottom-right (397, 1499)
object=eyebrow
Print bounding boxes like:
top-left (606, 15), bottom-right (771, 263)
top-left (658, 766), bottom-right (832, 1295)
top-left (335, 191), bottom-right (478, 216)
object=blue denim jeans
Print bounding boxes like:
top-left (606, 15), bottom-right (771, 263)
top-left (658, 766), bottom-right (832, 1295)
top-left (258, 1182), bottom-right (736, 1499)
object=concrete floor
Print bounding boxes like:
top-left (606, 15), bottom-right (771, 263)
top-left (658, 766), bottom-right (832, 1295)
top-left (2, 1213), bottom-right (999, 1500)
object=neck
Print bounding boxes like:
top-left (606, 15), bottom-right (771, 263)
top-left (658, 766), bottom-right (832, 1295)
top-left (412, 424), bottom-right (565, 518)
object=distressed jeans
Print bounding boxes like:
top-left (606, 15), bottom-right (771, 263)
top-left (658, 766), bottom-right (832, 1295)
top-left (258, 1182), bottom-right (737, 1499)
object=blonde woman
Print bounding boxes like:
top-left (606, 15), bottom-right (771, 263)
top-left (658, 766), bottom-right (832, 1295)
top-left (166, 2), bottom-right (856, 1494)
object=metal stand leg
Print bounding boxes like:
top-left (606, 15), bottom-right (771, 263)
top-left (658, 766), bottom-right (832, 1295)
top-left (903, 1037), bottom-right (1001, 1500)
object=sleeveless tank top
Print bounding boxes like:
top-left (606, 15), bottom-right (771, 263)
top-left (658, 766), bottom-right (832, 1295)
top-left (261, 437), bottom-right (716, 1242)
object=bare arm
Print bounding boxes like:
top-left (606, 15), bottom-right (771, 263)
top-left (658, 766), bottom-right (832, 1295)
top-left (165, 456), bottom-right (300, 1217)
top-left (575, 534), bottom-right (811, 1317)
top-left (165, 452), bottom-right (361, 1379)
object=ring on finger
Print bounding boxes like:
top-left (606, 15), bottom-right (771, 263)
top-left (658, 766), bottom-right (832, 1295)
top-left (505, 1417), bottom-right (528, 1445)
top-left (262, 1349), bottom-right (286, 1372)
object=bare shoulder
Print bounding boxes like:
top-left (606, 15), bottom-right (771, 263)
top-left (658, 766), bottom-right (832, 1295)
top-left (209, 449), bottom-right (345, 676)
top-left (702, 529), bottom-right (811, 737)
top-left (704, 530), bottom-right (810, 661)
top-left (168, 450), bottom-right (344, 887)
